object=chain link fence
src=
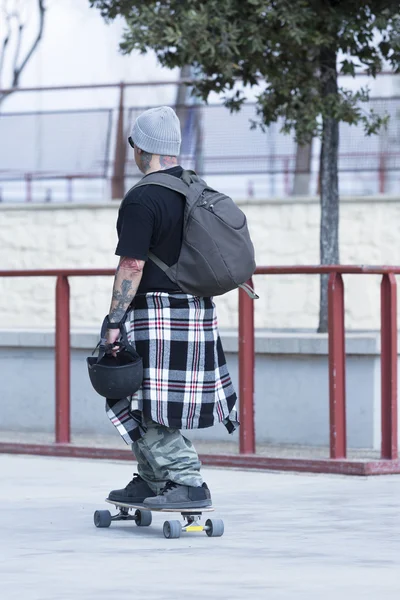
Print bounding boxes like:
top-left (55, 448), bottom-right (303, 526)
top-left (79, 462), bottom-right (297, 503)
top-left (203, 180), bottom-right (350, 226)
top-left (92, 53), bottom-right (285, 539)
top-left (0, 83), bottom-right (399, 202)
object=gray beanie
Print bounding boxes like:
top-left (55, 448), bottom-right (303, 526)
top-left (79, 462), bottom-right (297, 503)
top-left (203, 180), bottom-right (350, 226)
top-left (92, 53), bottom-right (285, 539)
top-left (131, 106), bottom-right (181, 156)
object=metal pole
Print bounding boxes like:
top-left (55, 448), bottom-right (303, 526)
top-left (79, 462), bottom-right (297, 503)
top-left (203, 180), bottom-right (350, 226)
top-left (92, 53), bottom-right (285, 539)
top-left (284, 157), bottom-right (290, 196)
top-left (25, 173), bottom-right (32, 202)
top-left (328, 272), bottom-right (347, 459)
top-left (380, 273), bottom-right (398, 459)
top-left (379, 153), bottom-right (386, 194)
top-left (55, 275), bottom-right (71, 444)
top-left (67, 176), bottom-right (73, 203)
top-left (238, 283), bottom-right (256, 454)
top-left (0, 79), bottom-right (197, 94)
top-left (111, 82), bottom-right (126, 200)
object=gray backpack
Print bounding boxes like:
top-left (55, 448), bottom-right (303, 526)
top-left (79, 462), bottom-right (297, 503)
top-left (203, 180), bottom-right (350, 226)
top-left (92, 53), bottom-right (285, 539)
top-left (133, 170), bottom-right (258, 299)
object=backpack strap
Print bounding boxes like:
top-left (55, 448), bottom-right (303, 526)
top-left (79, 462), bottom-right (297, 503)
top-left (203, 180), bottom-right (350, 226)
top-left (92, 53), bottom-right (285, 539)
top-left (132, 171), bottom-right (190, 196)
top-left (148, 251), bottom-right (169, 272)
top-left (239, 283), bottom-right (259, 300)
top-left (132, 169), bottom-right (208, 275)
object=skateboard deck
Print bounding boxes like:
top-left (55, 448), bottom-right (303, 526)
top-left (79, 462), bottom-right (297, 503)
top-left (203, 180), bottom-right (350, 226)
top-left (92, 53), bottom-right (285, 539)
top-left (105, 498), bottom-right (214, 513)
top-left (94, 499), bottom-right (223, 539)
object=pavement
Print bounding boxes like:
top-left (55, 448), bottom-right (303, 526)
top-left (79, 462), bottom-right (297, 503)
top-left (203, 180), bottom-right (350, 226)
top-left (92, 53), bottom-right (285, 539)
top-left (0, 454), bottom-right (400, 600)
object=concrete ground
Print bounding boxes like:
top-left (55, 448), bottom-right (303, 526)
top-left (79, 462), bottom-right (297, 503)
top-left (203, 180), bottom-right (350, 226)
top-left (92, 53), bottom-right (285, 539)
top-left (0, 455), bottom-right (399, 600)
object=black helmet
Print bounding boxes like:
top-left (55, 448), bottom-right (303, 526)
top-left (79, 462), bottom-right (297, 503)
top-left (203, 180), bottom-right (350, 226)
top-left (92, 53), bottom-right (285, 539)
top-left (87, 316), bottom-right (143, 399)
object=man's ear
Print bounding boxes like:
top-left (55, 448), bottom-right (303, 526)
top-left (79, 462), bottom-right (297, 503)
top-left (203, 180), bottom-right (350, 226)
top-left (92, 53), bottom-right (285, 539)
top-left (136, 148), bottom-right (142, 154)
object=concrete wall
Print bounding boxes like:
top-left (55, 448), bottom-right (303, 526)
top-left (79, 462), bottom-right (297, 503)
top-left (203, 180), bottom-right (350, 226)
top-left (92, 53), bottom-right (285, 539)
top-left (0, 330), bottom-right (391, 450)
top-left (1, 196), bottom-right (400, 331)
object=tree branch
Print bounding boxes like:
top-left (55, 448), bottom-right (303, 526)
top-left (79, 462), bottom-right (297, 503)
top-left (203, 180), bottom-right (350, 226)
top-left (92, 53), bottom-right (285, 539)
top-left (12, 0), bottom-right (45, 88)
top-left (11, 7), bottom-right (24, 83)
top-left (0, 3), bottom-right (12, 88)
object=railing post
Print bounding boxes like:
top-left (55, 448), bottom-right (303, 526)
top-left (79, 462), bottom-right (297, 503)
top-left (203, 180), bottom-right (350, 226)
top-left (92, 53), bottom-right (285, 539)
top-left (66, 176), bottom-right (73, 203)
top-left (380, 273), bottom-right (398, 459)
top-left (328, 272), bottom-right (347, 459)
top-left (238, 282), bottom-right (256, 454)
top-left (55, 275), bottom-right (71, 444)
top-left (25, 173), bottom-right (32, 202)
top-left (111, 82), bottom-right (126, 200)
top-left (283, 157), bottom-right (290, 197)
top-left (379, 152), bottom-right (386, 195)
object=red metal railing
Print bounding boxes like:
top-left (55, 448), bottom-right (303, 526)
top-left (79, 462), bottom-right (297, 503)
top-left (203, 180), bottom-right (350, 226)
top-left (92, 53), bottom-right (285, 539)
top-left (0, 266), bottom-right (399, 475)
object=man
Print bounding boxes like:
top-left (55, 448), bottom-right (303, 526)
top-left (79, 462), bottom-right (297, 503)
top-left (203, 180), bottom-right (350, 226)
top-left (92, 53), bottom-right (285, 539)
top-left (105, 106), bottom-right (238, 510)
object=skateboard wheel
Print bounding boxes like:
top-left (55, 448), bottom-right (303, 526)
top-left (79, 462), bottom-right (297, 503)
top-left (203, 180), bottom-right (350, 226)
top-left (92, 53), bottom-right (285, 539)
top-left (205, 518), bottom-right (224, 537)
top-left (134, 509), bottom-right (152, 527)
top-left (163, 520), bottom-right (181, 539)
top-left (94, 510), bottom-right (112, 528)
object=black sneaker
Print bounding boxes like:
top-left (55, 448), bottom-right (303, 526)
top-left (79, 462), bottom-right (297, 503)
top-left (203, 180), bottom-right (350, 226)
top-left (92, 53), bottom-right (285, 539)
top-left (143, 481), bottom-right (212, 509)
top-left (107, 474), bottom-right (156, 504)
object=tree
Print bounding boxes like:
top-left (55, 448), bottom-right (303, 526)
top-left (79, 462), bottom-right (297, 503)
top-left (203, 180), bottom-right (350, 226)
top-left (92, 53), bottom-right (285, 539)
top-left (91, 0), bottom-right (400, 331)
top-left (0, 0), bottom-right (46, 106)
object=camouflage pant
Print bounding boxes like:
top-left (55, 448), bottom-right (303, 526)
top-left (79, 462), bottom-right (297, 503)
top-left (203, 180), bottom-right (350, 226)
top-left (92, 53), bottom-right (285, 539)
top-left (132, 418), bottom-right (203, 494)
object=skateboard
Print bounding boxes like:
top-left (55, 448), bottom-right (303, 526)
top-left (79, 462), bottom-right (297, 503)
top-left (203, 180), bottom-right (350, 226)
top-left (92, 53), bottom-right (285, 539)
top-left (93, 499), bottom-right (224, 539)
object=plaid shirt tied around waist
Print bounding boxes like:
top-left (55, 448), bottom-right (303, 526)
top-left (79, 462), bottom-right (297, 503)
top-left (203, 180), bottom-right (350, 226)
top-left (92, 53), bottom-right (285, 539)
top-left (106, 293), bottom-right (239, 443)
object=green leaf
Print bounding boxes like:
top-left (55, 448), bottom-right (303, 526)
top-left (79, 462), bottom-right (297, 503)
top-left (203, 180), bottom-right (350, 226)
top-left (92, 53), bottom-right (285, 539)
top-left (90, 0), bottom-right (400, 139)
top-left (340, 60), bottom-right (357, 76)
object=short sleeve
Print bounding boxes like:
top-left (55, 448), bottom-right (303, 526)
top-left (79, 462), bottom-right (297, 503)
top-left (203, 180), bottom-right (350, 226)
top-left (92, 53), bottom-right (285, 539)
top-left (115, 202), bottom-right (155, 260)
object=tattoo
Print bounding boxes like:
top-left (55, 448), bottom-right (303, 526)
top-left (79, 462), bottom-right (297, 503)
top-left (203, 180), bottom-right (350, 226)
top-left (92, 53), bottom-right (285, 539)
top-left (159, 155), bottom-right (178, 169)
top-left (108, 258), bottom-right (144, 323)
top-left (117, 257), bottom-right (144, 274)
top-left (109, 279), bottom-right (133, 322)
top-left (140, 151), bottom-right (153, 173)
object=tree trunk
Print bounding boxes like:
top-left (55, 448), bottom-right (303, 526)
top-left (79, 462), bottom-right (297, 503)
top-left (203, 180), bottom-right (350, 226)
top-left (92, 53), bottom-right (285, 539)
top-left (292, 142), bottom-right (312, 196)
top-left (318, 48), bottom-right (339, 333)
top-left (175, 65), bottom-right (191, 136)
top-left (194, 107), bottom-right (204, 175)
top-left (175, 65), bottom-right (204, 174)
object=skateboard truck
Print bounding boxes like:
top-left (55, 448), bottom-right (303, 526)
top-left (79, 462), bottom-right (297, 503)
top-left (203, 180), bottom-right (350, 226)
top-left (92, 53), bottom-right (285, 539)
top-left (181, 512), bottom-right (204, 533)
top-left (162, 512), bottom-right (224, 539)
top-left (100, 506), bottom-right (153, 527)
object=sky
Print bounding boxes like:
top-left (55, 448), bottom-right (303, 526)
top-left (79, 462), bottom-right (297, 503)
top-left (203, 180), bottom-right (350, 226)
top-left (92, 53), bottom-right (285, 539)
top-left (0, 0), bottom-right (180, 111)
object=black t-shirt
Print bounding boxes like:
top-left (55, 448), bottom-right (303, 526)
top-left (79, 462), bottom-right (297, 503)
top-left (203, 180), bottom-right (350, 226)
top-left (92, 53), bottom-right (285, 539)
top-left (115, 166), bottom-right (184, 294)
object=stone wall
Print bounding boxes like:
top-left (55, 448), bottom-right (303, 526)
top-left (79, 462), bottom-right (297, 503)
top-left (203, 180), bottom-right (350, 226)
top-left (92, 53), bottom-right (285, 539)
top-left (1, 196), bottom-right (399, 330)
top-left (0, 330), bottom-right (386, 449)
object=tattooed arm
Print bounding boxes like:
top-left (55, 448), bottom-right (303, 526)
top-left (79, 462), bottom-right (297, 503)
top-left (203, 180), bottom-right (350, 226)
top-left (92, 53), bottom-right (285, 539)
top-left (106, 256), bottom-right (145, 347)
